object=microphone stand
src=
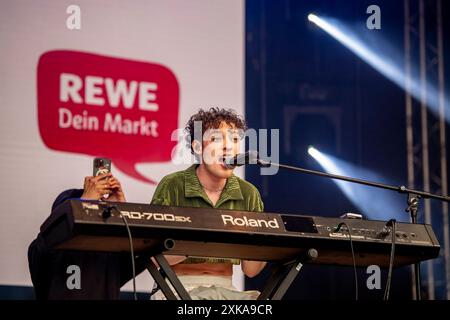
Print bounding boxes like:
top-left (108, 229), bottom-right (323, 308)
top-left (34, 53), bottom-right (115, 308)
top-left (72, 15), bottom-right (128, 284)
top-left (256, 158), bottom-right (450, 300)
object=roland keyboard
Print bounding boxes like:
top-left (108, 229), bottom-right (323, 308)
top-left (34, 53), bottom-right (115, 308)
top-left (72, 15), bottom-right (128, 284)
top-left (41, 199), bottom-right (440, 268)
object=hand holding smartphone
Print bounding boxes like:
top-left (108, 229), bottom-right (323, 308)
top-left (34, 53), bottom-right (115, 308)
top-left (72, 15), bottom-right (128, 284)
top-left (82, 158), bottom-right (125, 201)
top-left (80, 158), bottom-right (111, 200)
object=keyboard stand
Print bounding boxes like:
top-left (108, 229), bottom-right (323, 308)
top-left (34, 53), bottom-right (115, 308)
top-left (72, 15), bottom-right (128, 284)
top-left (257, 248), bottom-right (318, 300)
top-left (146, 253), bottom-right (191, 300)
top-left (146, 241), bottom-right (318, 300)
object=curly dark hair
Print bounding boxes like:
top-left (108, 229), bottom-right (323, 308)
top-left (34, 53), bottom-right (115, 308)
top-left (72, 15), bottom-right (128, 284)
top-left (185, 107), bottom-right (247, 154)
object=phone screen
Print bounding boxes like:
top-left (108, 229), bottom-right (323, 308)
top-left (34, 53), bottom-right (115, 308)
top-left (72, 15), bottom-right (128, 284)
top-left (93, 158), bottom-right (112, 177)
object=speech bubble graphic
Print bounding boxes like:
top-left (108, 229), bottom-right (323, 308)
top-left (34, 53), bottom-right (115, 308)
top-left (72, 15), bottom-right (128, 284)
top-left (37, 50), bottom-right (179, 184)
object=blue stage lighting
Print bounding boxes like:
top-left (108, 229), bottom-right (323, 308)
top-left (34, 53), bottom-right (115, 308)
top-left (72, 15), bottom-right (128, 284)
top-left (308, 13), bottom-right (449, 122)
top-left (308, 147), bottom-right (408, 221)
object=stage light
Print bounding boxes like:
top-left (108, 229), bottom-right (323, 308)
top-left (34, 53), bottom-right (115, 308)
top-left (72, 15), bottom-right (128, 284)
top-left (307, 13), bottom-right (449, 123)
top-left (308, 147), bottom-right (406, 221)
top-left (307, 145), bottom-right (316, 156)
top-left (307, 13), bottom-right (317, 23)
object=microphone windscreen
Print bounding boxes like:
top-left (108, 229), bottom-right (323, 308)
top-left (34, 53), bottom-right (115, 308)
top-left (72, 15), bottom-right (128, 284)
top-left (223, 151), bottom-right (259, 169)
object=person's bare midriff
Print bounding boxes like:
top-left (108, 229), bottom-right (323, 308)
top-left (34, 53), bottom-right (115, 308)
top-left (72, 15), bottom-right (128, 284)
top-left (172, 263), bottom-right (233, 276)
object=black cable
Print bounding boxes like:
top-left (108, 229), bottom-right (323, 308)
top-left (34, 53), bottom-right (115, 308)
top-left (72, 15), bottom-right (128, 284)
top-left (109, 206), bottom-right (137, 301)
top-left (335, 222), bottom-right (358, 300)
top-left (383, 219), bottom-right (396, 300)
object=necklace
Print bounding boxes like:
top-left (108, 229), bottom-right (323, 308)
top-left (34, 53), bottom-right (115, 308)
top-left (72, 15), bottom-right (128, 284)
top-left (196, 167), bottom-right (225, 193)
top-left (201, 185), bottom-right (224, 193)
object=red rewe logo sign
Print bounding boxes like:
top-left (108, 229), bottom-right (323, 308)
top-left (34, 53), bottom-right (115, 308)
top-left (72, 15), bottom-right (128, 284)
top-left (37, 50), bottom-right (179, 184)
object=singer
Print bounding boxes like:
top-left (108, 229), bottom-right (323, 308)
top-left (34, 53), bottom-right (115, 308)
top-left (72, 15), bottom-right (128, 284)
top-left (150, 107), bottom-right (266, 300)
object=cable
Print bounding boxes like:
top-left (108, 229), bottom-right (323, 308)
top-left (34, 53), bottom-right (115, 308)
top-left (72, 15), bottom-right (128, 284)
top-left (383, 219), bottom-right (396, 300)
top-left (335, 222), bottom-right (358, 300)
top-left (109, 206), bottom-right (137, 301)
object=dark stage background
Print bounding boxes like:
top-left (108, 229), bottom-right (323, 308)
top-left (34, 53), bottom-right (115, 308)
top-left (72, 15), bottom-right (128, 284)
top-left (245, 0), bottom-right (450, 300)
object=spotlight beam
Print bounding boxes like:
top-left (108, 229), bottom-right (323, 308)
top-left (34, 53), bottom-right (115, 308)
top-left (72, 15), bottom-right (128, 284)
top-left (307, 13), bottom-right (449, 123)
top-left (308, 14), bottom-right (404, 87)
top-left (308, 147), bottom-right (404, 220)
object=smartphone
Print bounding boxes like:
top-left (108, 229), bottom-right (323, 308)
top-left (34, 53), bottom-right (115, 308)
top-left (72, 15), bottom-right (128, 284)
top-left (93, 157), bottom-right (112, 177)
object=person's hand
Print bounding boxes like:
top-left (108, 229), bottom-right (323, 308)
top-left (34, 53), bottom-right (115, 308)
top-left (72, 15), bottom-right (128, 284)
top-left (81, 173), bottom-right (126, 202)
top-left (106, 176), bottom-right (126, 202)
top-left (81, 173), bottom-right (113, 200)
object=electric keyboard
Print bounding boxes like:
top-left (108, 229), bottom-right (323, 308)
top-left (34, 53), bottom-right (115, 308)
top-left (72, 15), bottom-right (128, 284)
top-left (41, 199), bottom-right (440, 268)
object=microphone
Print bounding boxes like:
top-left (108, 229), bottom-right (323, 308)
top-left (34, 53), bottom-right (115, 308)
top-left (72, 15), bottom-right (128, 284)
top-left (222, 151), bottom-right (259, 169)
